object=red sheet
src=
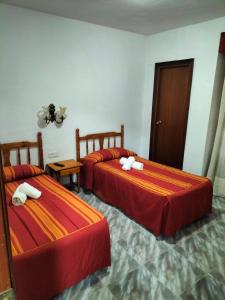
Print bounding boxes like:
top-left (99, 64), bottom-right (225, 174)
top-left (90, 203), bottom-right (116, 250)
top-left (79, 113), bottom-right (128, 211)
top-left (5, 174), bottom-right (111, 300)
top-left (82, 155), bottom-right (212, 236)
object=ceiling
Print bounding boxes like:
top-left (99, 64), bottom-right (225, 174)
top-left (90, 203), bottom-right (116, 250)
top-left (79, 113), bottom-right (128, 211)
top-left (1, 0), bottom-right (225, 35)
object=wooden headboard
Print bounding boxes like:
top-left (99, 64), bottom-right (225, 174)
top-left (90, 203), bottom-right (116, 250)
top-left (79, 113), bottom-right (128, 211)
top-left (0, 132), bottom-right (44, 169)
top-left (76, 125), bottom-right (124, 161)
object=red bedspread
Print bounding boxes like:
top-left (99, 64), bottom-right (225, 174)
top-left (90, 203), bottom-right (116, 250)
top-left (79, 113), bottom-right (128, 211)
top-left (82, 154), bottom-right (212, 236)
top-left (5, 174), bottom-right (111, 300)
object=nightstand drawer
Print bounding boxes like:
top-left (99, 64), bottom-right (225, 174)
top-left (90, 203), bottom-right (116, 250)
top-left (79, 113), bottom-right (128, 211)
top-left (60, 167), bottom-right (80, 176)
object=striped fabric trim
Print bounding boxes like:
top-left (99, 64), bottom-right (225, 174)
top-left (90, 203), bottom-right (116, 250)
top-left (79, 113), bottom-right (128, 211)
top-left (31, 165), bottom-right (43, 175)
top-left (4, 167), bottom-right (15, 182)
top-left (5, 181), bottom-right (18, 194)
top-left (11, 241), bottom-right (17, 257)
top-left (5, 182), bottom-right (61, 244)
top-left (108, 148), bottom-right (120, 158)
top-left (137, 157), bottom-right (208, 183)
top-left (33, 175), bottom-right (103, 223)
top-left (6, 175), bottom-right (104, 256)
top-left (85, 152), bottom-right (104, 162)
top-left (25, 202), bottom-right (67, 240)
top-left (35, 201), bottom-right (68, 235)
top-left (98, 163), bottom-right (173, 196)
top-left (127, 150), bottom-right (137, 156)
top-left (140, 169), bottom-right (192, 189)
top-left (84, 148), bottom-right (137, 164)
top-left (24, 205), bottom-right (56, 241)
top-left (3, 164), bottom-right (44, 182)
top-left (10, 227), bottom-right (23, 256)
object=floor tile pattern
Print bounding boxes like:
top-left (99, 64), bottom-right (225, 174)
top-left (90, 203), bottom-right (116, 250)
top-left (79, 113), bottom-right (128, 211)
top-left (53, 193), bottom-right (225, 300)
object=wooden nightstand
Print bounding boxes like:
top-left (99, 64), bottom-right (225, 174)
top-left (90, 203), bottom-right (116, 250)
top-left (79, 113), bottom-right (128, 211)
top-left (47, 159), bottom-right (83, 192)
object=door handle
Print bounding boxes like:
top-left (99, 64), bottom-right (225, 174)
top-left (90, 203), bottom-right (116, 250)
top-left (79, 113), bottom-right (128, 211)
top-left (156, 120), bottom-right (162, 125)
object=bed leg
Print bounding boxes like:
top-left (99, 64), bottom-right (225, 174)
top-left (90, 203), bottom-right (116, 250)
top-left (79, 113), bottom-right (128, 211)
top-left (83, 188), bottom-right (92, 194)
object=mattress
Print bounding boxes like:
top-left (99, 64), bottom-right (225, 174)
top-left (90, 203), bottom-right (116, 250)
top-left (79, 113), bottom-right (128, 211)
top-left (5, 174), bottom-right (111, 300)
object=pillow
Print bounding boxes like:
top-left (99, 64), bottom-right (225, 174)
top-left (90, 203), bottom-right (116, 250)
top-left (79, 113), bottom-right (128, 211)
top-left (3, 164), bottom-right (44, 183)
top-left (83, 147), bottom-right (137, 163)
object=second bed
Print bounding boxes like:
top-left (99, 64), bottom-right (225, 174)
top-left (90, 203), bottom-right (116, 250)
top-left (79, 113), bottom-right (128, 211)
top-left (76, 125), bottom-right (212, 237)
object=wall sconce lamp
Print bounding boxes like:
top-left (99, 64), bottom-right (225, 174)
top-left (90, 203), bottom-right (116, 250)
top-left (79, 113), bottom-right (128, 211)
top-left (41, 104), bottom-right (67, 125)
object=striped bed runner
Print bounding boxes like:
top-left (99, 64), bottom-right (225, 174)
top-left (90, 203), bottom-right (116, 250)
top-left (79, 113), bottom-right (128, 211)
top-left (5, 174), bottom-right (104, 257)
top-left (96, 157), bottom-right (209, 196)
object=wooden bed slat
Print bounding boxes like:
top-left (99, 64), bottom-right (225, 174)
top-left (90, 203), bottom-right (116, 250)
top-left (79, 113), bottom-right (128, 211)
top-left (27, 146), bottom-right (31, 164)
top-left (0, 133), bottom-right (44, 169)
top-left (99, 138), bottom-right (104, 150)
top-left (2, 150), bottom-right (10, 167)
top-left (86, 140), bottom-right (89, 155)
top-left (17, 149), bottom-right (21, 165)
top-left (121, 124), bottom-right (124, 148)
top-left (76, 129), bottom-right (81, 162)
top-left (75, 125), bottom-right (124, 161)
top-left (37, 132), bottom-right (44, 170)
top-left (93, 140), bottom-right (96, 152)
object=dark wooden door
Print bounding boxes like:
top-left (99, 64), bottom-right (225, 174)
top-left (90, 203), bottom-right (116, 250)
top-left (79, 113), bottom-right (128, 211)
top-left (149, 59), bottom-right (194, 169)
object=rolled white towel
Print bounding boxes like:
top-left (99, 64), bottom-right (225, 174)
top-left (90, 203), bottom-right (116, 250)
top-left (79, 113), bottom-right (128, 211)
top-left (119, 157), bottom-right (127, 165)
top-left (19, 182), bottom-right (42, 199)
top-left (132, 161), bottom-right (144, 170)
top-left (12, 186), bottom-right (27, 206)
top-left (122, 156), bottom-right (135, 171)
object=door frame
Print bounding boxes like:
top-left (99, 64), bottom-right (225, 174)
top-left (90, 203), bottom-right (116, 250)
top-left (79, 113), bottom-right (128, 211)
top-left (149, 58), bottom-right (194, 167)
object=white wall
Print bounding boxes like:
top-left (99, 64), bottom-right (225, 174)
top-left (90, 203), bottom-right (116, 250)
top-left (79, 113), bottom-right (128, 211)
top-left (0, 4), bottom-right (146, 164)
top-left (1, 4), bottom-right (225, 175)
top-left (141, 17), bottom-right (225, 175)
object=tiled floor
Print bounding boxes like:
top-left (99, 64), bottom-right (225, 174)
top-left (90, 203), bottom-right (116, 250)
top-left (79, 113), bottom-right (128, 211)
top-left (54, 192), bottom-right (225, 300)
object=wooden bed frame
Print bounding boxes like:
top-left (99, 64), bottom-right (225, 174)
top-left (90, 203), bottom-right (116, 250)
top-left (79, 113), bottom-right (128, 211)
top-left (0, 132), bottom-right (44, 298)
top-left (76, 126), bottom-right (212, 237)
top-left (0, 132), bottom-right (44, 169)
top-left (1, 132), bottom-right (111, 300)
top-left (76, 124), bottom-right (124, 161)
top-left (0, 147), bottom-right (14, 296)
